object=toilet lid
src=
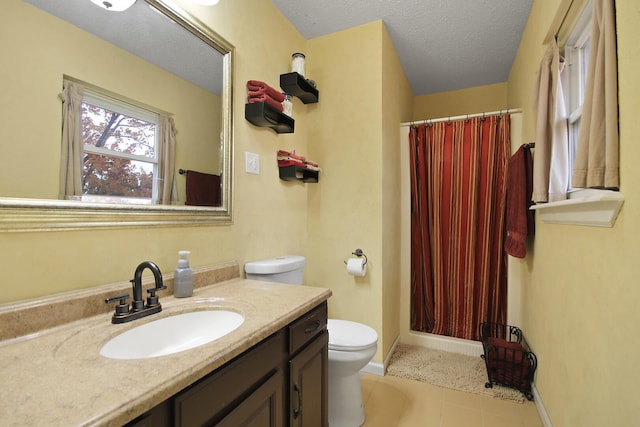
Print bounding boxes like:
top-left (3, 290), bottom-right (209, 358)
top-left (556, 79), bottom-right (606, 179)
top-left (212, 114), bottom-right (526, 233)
top-left (327, 319), bottom-right (378, 351)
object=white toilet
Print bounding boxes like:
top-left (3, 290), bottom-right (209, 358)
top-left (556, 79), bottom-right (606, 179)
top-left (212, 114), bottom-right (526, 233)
top-left (245, 255), bottom-right (378, 427)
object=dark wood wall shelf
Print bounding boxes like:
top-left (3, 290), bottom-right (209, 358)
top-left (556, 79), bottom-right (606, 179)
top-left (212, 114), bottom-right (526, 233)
top-left (280, 72), bottom-right (319, 104)
top-left (245, 102), bottom-right (294, 134)
top-left (279, 166), bottom-right (319, 183)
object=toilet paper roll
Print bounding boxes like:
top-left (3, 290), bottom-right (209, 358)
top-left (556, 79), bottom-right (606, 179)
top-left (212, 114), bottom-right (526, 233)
top-left (346, 257), bottom-right (367, 276)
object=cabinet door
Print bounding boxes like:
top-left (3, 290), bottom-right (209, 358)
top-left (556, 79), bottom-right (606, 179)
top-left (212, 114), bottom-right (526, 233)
top-left (175, 331), bottom-right (286, 426)
top-left (290, 330), bottom-right (328, 427)
top-left (124, 400), bottom-right (172, 427)
top-left (216, 370), bottom-right (283, 427)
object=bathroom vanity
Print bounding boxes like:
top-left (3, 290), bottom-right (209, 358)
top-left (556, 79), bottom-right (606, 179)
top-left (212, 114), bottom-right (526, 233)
top-left (127, 303), bottom-right (328, 426)
top-left (0, 263), bottom-right (331, 426)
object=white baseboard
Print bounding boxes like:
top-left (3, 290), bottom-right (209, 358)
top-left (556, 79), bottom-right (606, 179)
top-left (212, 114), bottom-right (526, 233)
top-left (532, 383), bottom-right (553, 427)
top-left (403, 330), bottom-right (483, 357)
top-left (361, 361), bottom-right (385, 376)
top-left (361, 333), bottom-right (481, 376)
top-left (361, 335), bottom-right (400, 377)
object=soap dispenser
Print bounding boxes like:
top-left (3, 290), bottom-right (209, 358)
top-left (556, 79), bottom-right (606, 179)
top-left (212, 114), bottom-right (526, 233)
top-left (174, 250), bottom-right (194, 298)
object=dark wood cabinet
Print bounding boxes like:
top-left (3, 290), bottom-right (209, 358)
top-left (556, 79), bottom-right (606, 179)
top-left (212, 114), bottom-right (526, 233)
top-left (174, 330), bottom-right (287, 426)
top-left (125, 400), bottom-right (172, 427)
top-left (288, 303), bottom-right (328, 427)
top-left (216, 371), bottom-right (284, 427)
top-left (290, 331), bottom-right (328, 427)
top-left (124, 302), bottom-right (328, 427)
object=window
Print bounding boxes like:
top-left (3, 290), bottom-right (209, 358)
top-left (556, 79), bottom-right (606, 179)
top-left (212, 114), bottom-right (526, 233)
top-left (561, 0), bottom-right (592, 190)
top-left (532, 0), bottom-right (624, 227)
top-left (80, 90), bottom-right (160, 204)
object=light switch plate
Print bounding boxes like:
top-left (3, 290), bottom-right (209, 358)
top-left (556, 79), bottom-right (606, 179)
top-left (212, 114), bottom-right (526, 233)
top-left (245, 152), bottom-right (260, 174)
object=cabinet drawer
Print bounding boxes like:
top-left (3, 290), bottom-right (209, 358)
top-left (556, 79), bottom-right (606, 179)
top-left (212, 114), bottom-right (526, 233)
top-left (289, 302), bottom-right (327, 355)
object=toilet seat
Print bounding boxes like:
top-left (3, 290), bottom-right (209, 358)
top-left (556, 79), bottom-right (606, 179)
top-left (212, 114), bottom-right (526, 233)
top-left (327, 319), bottom-right (378, 351)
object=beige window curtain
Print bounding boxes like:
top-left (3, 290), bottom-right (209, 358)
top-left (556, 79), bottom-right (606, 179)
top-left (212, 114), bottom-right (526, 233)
top-left (158, 115), bottom-right (177, 204)
top-left (572, 0), bottom-right (619, 189)
top-left (58, 80), bottom-right (85, 199)
top-left (532, 38), bottom-right (569, 203)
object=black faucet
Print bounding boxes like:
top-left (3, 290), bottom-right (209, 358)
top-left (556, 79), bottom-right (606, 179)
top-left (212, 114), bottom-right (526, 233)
top-left (105, 261), bottom-right (167, 324)
top-left (131, 261), bottom-right (165, 310)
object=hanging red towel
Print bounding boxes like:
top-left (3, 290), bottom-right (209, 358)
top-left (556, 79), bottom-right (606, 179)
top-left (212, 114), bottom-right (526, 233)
top-left (505, 145), bottom-right (535, 258)
top-left (185, 170), bottom-right (221, 207)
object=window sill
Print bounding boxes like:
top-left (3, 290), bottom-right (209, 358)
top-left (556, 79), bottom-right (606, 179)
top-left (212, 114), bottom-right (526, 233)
top-left (530, 189), bottom-right (624, 227)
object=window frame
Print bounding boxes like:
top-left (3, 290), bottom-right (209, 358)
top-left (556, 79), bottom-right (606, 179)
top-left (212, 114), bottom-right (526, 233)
top-left (562, 1), bottom-right (592, 190)
top-left (80, 89), bottom-right (161, 205)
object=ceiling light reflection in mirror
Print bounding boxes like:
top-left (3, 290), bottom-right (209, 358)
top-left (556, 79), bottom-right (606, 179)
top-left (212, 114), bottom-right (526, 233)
top-left (90, 0), bottom-right (137, 12)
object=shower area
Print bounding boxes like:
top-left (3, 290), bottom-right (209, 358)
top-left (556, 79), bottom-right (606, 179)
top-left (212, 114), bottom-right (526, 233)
top-left (398, 110), bottom-right (525, 357)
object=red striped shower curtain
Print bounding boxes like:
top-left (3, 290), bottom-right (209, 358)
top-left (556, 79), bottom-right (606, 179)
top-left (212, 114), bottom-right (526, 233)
top-left (409, 116), bottom-right (509, 341)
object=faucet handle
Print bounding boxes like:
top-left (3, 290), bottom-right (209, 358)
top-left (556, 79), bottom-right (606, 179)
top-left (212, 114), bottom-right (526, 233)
top-left (146, 287), bottom-right (165, 307)
top-left (105, 294), bottom-right (130, 315)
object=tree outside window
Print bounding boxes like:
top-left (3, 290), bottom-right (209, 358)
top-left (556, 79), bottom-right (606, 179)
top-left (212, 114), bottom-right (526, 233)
top-left (81, 92), bottom-right (159, 204)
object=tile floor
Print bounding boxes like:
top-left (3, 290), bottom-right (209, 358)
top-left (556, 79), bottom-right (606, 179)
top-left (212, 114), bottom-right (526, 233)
top-left (360, 373), bottom-right (543, 427)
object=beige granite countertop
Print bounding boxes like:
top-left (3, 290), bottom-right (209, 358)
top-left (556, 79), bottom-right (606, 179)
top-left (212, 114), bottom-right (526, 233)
top-left (0, 276), bottom-right (331, 426)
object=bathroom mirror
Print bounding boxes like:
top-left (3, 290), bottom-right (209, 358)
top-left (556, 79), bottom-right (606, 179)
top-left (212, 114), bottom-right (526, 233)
top-left (0, 0), bottom-right (234, 231)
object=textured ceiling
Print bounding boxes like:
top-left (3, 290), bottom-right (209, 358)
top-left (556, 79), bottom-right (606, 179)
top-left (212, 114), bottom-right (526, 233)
top-left (271, 0), bottom-right (534, 96)
top-left (25, 0), bottom-right (224, 95)
top-left (26, 0), bottom-right (532, 97)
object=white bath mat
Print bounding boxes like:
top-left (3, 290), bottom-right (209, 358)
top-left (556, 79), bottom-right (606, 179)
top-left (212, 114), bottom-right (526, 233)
top-left (386, 344), bottom-right (526, 403)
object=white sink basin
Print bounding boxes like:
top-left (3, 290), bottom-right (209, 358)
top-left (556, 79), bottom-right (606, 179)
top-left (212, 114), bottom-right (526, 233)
top-left (100, 310), bottom-right (244, 360)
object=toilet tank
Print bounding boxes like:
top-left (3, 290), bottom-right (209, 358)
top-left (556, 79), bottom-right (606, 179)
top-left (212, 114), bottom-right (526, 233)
top-left (244, 256), bottom-right (306, 285)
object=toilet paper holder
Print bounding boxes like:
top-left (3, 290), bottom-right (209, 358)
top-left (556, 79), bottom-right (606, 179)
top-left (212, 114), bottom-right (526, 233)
top-left (343, 248), bottom-right (367, 265)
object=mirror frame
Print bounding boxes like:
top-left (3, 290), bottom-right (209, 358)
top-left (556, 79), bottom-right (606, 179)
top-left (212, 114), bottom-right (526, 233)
top-left (0, 0), bottom-right (234, 232)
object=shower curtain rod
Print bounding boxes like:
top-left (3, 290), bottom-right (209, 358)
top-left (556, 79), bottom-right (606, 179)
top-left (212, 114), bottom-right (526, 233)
top-left (400, 108), bottom-right (522, 127)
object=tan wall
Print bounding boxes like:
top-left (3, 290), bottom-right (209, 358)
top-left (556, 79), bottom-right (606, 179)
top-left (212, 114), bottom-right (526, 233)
top-left (305, 20), bottom-right (411, 364)
top-left (305, 22), bottom-right (384, 352)
top-left (381, 25), bottom-right (414, 362)
top-left (413, 82), bottom-right (508, 121)
top-left (507, 0), bottom-right (640, 425)
top-left (1, 0), bottom-right (220, 204)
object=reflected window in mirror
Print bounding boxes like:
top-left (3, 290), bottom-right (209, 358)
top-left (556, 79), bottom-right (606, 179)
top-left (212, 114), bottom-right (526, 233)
top-left (60, 79), bottom-right (177, 205)
top-left (81, 92), bottom-right (161, 204)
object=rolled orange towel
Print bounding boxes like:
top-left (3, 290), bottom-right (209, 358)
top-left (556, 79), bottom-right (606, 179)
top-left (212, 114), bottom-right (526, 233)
top-left (248, 93), bottom-right (284, 112)
top-left (247, 80), bottom-right (285, 103)
top-left (277, 150), bottom-right (305, 161)
top-left (278, 159), bottom-right (306, 168)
